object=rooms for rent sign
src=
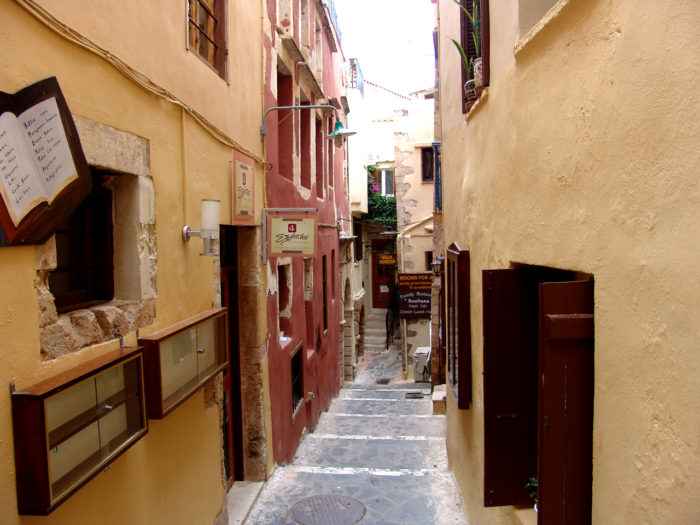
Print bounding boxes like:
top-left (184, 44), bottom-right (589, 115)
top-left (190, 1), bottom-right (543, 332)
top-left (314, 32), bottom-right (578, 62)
top-left (398, 273), bottom-right (432, 319)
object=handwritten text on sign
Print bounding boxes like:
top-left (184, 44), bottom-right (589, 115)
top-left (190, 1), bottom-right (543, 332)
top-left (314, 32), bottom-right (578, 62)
top-left (0, 97), bottom-right (76, 226)
top-left (398, 273), bottom-right (433, 319)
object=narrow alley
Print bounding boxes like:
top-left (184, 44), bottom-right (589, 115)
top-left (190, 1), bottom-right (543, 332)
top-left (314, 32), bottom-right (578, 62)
top-left (242, 309), bottom-right (467, 524)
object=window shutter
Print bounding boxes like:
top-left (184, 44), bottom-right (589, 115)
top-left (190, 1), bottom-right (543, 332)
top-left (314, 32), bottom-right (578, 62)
top-left (482, 269), bottom-right (538, 507)
top-left (446, 244), bottom-right (471, 409)
top-left (538, 279), bottom-right (594, 525)
top-left (480, 0), bottom-right (490, 86)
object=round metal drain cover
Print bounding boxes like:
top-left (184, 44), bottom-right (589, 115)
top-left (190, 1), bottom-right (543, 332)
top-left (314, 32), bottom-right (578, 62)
top-left (290, 494), bottom-right (366, 525)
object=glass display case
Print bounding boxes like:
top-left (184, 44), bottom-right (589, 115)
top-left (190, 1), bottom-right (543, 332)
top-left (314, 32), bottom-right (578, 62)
top-left (11, 347), bottom-right (147, 515)
top-left (139, 307), bottom-right (228, 418)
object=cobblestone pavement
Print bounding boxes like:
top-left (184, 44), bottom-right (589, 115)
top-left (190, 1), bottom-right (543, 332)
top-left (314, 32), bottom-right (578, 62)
top-left (244, 344), bottom-right (468, 524)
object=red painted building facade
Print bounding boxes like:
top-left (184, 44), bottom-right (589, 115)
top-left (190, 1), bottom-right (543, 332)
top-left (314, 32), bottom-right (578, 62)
top-left (262, 0), bottom-right (351, 464)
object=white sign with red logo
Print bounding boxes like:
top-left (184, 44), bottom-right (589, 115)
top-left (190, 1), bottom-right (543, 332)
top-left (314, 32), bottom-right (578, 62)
top-left (232, 151), bottom-right (255, 225)
top-left (268, 216), bottom-right (316, 256)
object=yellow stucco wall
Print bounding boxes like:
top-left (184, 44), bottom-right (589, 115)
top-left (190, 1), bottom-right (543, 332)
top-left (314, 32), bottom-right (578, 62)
top-left (439, 0), bottom-right (700, 523)
top-left (1, 1), bottom-right (265, 523)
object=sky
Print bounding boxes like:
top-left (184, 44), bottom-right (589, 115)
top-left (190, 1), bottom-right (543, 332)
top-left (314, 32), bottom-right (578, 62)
top-left (333, 0), bottom-right (437, 96)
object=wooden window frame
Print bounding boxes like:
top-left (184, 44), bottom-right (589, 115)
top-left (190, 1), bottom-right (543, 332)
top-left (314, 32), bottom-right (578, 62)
top-left (300, 102), bottom-right (312, 189)
top-left (372, 168), bottom-right (394, 197)
top-left (188, 0), bottom-right (227, 78)
top-left (327, 117), bottom-right (334, 188)
top-left (421, 147), bottom-right (434, 182)
top-left (353, 218), bottom-right (363, 263)
top-left (49, 171), bottom-right (114, 313)
top-left (446, 243), bottom-right (471, 409)
top-left (460, 0), bottom-right (490, 113)
top-left (315, 116), bottom-right (324, 198)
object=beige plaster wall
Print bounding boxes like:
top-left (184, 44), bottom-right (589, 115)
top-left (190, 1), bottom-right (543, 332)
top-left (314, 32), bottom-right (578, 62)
top-left (1, 1), bottom-right (265, 523)
top-left (394, 96), bottom-right (435, 229)
top-left (394, 95), bottom-right (435, 359)
top-left (439, 0), bottom-right (700, 524)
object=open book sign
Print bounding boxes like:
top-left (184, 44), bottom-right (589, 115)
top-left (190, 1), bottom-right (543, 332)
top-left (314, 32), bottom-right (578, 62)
top-left (0, 77), bottom-right (90, 246)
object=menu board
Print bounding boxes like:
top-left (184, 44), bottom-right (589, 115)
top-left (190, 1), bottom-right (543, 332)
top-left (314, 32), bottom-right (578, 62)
top-left (0, 77), bottom-right (90, 246)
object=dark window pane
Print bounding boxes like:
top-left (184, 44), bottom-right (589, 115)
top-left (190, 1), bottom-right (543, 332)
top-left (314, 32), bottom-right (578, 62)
top-left (49, 171), bottom-right (113, 312)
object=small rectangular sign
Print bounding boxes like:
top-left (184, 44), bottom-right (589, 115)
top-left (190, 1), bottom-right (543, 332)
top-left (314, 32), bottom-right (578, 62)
top-left (232, 152), bottom-right (254, 225)
top-left (398, 273), bottom-right (433, 319)
top-left (377, 253), bottom-right (397, 266)
top-left (268, 215), bottom-right (316, 256)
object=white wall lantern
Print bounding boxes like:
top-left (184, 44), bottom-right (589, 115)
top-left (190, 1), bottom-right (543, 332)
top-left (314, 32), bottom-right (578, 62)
top-left (182, 199), bottom-right (221, 256)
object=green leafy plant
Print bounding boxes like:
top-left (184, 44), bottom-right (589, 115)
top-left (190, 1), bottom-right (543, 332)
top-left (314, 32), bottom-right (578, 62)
top-left (452, 0), bottom-right (481, 56)
top-left (450, 38), bottom-right (472, 79)
top-left (365, 173), bottom-right (396, 226)
top-left (525, 477), bottom-right (538, 502)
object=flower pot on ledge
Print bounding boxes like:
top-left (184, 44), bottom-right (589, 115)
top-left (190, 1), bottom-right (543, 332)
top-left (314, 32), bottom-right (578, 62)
top-left (473, 57), bottom-right (483, 88)
top-left (464, 79), bottom-right (477, 102)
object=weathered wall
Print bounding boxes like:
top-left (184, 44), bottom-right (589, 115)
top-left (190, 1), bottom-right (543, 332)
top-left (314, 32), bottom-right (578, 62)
top-left (394, 96), bottom-right (435, 230)
top-left (1, 1), bottom-right (265, 523)
top-left (395, 95), bottom-right (435, 363)
top-left (438, 0), bottom-right (700, 524)
top-left (262, 0), bottom-right (345, 465)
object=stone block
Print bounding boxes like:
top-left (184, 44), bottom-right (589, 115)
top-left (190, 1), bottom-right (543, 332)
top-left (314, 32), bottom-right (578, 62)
top-left (41, 317), bottom-right (80, 359)
top-left (92, 305), bottom-right (130, 339)
top-left (69, 310), bottom-right (104, 347)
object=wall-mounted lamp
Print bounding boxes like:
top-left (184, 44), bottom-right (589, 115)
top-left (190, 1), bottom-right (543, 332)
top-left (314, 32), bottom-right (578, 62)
top-left (431, 255), bottom-right (444, 277)
top-left (260, 104), bottom-right (356, 146)
top-left (327, 119), bottom-right (356, 146)
top-left (182, 199), bottom-right (221, 256)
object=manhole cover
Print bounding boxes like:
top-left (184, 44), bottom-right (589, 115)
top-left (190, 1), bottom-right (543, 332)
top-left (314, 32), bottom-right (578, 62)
top-left (290, 494), bottom-right (366, 525)
top-left (375, 377), bottom-right (391, 385)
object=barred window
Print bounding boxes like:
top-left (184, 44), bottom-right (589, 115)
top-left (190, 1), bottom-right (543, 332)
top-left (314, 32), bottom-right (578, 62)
top-left (188, 0), bottom-right (226, 78)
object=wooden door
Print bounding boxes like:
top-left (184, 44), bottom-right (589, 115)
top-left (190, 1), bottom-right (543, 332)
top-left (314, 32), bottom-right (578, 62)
top-left (538, 279), bottom-right (594, 525)
top-left (220, 226), bottom-right (244, 487)
top-left (371, 239), bottom-right (396, 308)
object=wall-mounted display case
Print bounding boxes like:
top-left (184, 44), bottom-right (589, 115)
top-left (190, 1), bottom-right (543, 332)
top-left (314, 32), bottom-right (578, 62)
top-left (139, 307), bottom-right (228, 418)
top-left (11, 347), bottom-right (147, 515)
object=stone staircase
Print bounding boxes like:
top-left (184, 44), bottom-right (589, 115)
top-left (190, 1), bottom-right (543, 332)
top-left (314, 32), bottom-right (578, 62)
top-left (363, 308), bottom-right (400, 353)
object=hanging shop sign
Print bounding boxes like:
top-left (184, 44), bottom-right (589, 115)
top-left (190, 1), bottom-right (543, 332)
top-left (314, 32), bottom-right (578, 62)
top-left (232, 152), bottom-right (254, 225)
top-left (398, 272), bottom-right (433, 319)
top-left (267, 213), bottom-right (317, 257)
top-left (0, 77), bottom-right (91, 246)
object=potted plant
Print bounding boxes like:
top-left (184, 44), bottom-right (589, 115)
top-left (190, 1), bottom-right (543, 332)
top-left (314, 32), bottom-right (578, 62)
top-left (450, 38), bottom-right (476, 104)
top-left (452, 0), bottom-right (482, 88)
top-left (525, 477), bottom-right (538, 512)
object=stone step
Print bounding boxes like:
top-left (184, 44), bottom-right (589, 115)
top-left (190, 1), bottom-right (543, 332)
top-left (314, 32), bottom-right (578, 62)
top-left (292, 434), bottom-right (447, 471)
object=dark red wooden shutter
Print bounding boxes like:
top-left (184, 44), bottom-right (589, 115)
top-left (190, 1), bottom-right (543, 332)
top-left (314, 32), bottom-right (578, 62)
top-left (480, 0), bottom-right (490, 86)
top-left (538, 280), bottom-right (594, 525)
top-left (482, 269), bottom-right (538, 506)
top-left (446, 244), bottom-right (471, 409)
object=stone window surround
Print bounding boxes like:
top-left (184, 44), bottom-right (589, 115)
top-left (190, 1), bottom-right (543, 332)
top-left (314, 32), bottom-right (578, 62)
top-left (36, 116), bottom-right (156, 360)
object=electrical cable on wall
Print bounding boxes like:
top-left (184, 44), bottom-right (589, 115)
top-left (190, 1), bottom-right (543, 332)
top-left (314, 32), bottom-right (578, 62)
top-left (14, 0), bottom-right (264, 166)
